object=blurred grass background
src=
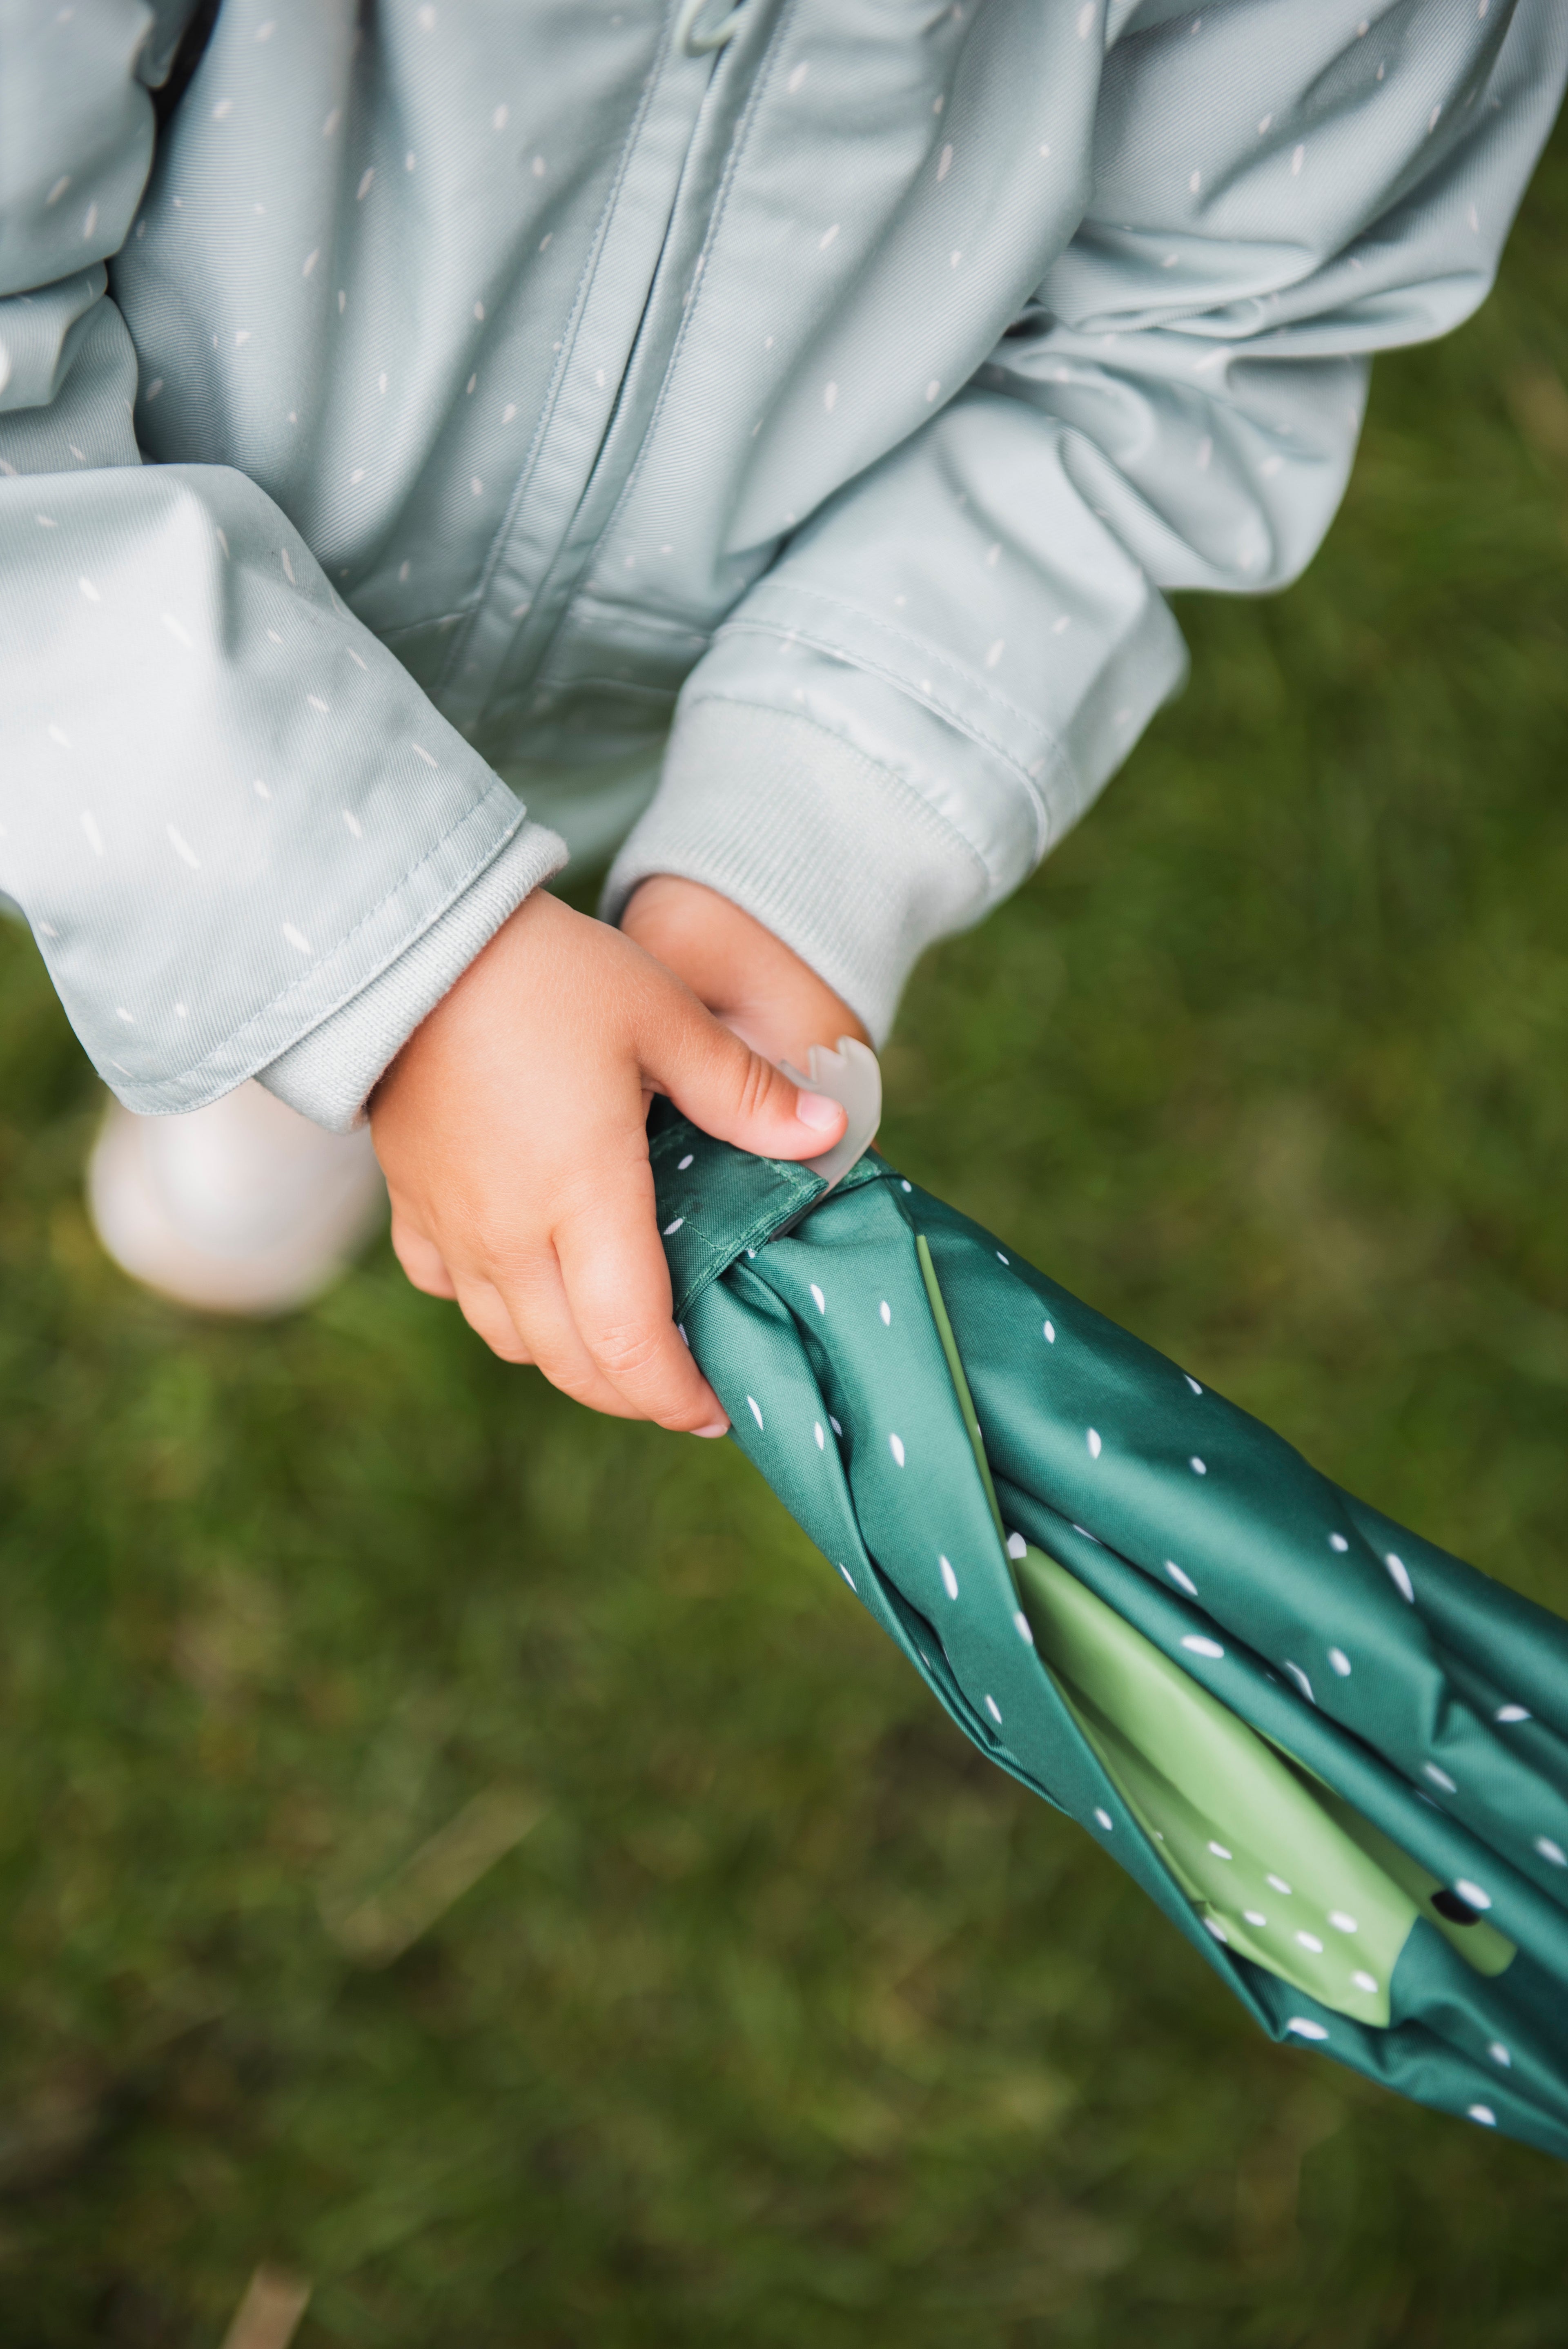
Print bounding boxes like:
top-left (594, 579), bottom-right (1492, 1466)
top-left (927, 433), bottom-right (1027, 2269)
top-left (1, 115), bottom-right (1566, 2349)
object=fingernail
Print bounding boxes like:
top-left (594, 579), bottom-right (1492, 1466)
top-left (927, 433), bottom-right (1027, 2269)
top-left (794, 1090), bottom-right (843, 1133)
top-left (692, 1417), bottom-right (730, 1439)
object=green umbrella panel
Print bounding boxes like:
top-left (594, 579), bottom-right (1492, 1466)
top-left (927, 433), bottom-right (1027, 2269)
top-left (649, 1099), bottom-right (1568, 2161)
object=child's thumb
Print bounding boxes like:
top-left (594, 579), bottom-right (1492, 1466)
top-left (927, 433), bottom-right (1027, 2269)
top-left (651, 997), bottom-right (846, 1164)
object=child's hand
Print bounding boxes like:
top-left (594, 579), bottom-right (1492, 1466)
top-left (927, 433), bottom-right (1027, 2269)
top-left (618, 874), bottom-right (870, 1074)
top-left (370, 887), bottom-right (851, 1431)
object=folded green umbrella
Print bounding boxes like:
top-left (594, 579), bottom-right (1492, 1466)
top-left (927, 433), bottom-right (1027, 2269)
top-left (650, 1096), bottom-right (1568, 2160)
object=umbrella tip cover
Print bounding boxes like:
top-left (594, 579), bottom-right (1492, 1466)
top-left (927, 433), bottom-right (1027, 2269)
top-left (778, 1037), bottom-right (882, 1195)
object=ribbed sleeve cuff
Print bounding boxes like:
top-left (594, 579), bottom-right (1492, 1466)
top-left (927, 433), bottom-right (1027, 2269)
top-left (258, 818), bottom-right (567, 1130)
top-left (600, 700), bottom-right (990, 1042)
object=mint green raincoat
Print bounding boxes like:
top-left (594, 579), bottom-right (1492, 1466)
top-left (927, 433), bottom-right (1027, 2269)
top-left (3, 2), bottom-right (1564, 1126)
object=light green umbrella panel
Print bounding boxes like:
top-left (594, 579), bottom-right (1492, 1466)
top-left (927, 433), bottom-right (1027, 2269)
top-left (650, 1101), bottom-right (1568, 2160)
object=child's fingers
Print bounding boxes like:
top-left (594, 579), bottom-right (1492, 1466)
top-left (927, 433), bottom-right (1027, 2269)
top-left (641, 987), bottom-right (846, 1165)
top-left (449, 1272), bottom-right (536, 1366)
top-left (448, 1264), bottom-right (636, 1416)
top-left (548, 1189), bottom-right (729, 1434)
top-left (389, 1208), bottom-right (460, 1299)
top-left (470, 1236), bottom-right (688, 1423)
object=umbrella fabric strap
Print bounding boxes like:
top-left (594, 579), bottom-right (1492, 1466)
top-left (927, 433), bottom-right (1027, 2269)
top-left (649, 1093), bottom-right (889, 1324)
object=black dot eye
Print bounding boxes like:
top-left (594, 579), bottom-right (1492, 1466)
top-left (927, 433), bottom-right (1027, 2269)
top-left (1431, 1888), bottom-right (1480, 1927)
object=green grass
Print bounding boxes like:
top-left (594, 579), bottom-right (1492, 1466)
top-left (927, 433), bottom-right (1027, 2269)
top-left (2, 120), bottom-right (1568, 2349)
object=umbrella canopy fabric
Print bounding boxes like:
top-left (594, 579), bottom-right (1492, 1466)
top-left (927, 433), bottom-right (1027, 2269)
top-left (650, 1100), bottom-right (1568, 2160)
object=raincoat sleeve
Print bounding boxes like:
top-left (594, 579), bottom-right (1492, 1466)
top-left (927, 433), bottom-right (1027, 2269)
top-left (0, 1), bottom-right (565, 1130)
top-left (604, 0), bottom-right (1568, 1044)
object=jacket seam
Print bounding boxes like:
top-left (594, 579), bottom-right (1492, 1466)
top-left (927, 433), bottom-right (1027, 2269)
top-left (702, 619), bottom-right (1067, 863)
top-left (552, 0), bottom-right (802, 621)
top-left (134, 783), bottom-right (528, 1101)
top-left (738, 573), bottom-right (1091, 756)
top-left (432, 27), bottom-right (675, 697)
top-left (378, 608), bottom-right (474, 645)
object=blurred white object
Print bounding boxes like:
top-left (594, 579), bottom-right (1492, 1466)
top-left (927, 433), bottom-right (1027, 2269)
top-left (87, 1080), bottom-right (386, 1315)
